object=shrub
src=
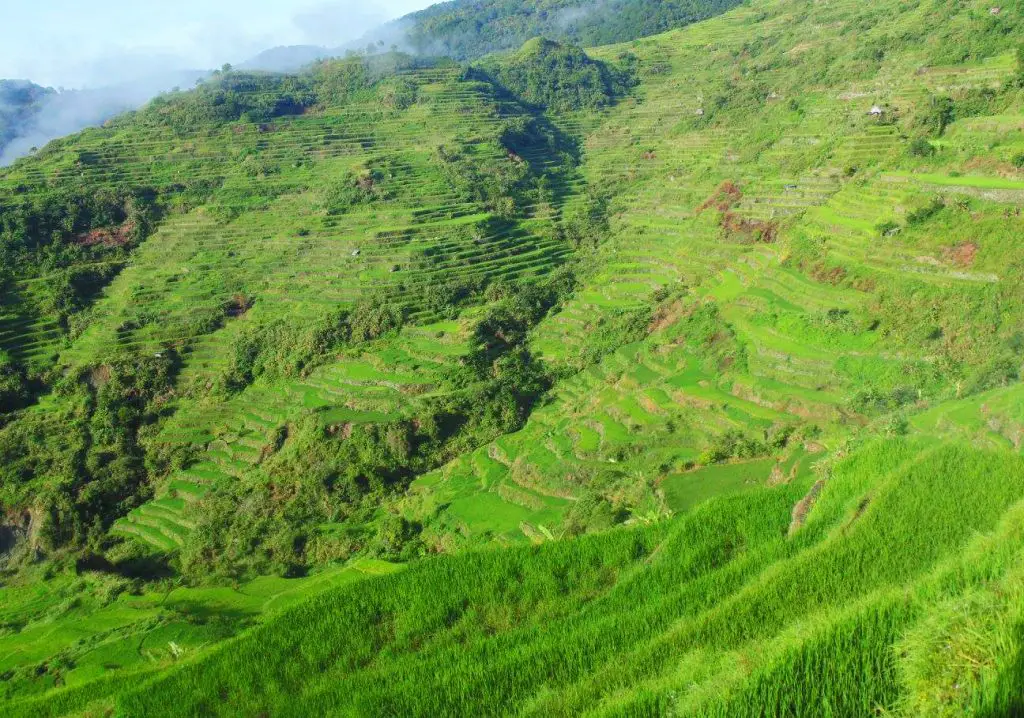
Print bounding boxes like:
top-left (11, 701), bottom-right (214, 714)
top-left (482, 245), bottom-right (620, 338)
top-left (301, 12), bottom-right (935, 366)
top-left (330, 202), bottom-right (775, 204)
top-left (376, 77), bottom-right (418, 111)
top-left (562, 192), bottom-right (611, 249)
top-left (908, 136), bottom-right (935, 157)
top-left (850, 385), bottom-right (920, 415)
top-left (320, 169), bottom-right (386, 215)
top-left (906, 196), bottom-right (945, 225)
top-left (914, 95), bottom-right (955, 136)
top-left (876, 220), bottom-right (901, 237)
top-left (349, 299), bottom-right (405, 343)
top-left (146, 72), bottom-right (315, 132)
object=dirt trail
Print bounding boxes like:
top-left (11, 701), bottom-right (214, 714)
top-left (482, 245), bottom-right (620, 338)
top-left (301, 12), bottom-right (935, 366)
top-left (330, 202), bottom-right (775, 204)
top-left (787, 479), bottom-right (825, 536)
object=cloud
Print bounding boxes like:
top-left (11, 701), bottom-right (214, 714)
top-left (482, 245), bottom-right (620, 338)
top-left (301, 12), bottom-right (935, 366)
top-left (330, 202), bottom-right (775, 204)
top-left (292, 3), bottom-right (392, 48)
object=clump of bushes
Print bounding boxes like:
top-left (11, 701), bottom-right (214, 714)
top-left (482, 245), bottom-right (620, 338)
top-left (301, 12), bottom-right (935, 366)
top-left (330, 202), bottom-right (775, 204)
top-left (698, 425), bottom-right (795, 465)
top-left (905, 196), bottom-right (945, 225)
top-left (146, 72), bottom-right (316, 132)
top-left (178, 414), bottom-right (426, 580)
top-left (850, 385), bottom-right (920, 415)
top-left (913, 95), bottom-right (955, 137)
top-left (423, 276), bottom-right (487, 319)
top-left (320, 167), bottom-right (389, 215)
top-left (417, 271), bottom-right (576, 455)
top-left (220, 297), bottom-right (406, 393)
top-left (577, 308), bottom-right (653, 367)
top-left (876, 220), bottom-right (901, 237)
top-left (1, 352), bottom-right (180, 552)
top-left (562, 192), bottom-right (611, 250)
top-left (435, 142), bottom-right (529, 219)
top-left (377, 77), bottom-right (419, 111)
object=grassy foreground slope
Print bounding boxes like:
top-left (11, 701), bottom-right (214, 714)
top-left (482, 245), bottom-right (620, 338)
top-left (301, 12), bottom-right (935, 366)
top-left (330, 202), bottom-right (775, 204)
top-left (2, 0), bottom-right (1024, 713)
top-left (55, 436), bottom-right (1024, 716)
top-left (0, 558), bottom-right (401, 716)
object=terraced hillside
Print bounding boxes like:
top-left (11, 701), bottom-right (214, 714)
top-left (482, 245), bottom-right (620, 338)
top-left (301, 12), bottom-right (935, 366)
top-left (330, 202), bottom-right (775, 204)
top-left (2, 0), bottom-right (1024, 714)
top-left (408, 0), bottom-right (1024, 547)
top-left (0, 54), bottom-right (592, 573)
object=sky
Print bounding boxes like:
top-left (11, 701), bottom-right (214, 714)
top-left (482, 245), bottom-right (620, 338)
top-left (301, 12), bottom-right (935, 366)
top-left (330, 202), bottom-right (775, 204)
top-left (0, 0), bottom-right (433, 88)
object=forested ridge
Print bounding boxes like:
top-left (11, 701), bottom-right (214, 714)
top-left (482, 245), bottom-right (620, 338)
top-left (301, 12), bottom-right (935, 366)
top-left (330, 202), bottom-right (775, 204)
top-left (396, 0), bottom-right (746, 58)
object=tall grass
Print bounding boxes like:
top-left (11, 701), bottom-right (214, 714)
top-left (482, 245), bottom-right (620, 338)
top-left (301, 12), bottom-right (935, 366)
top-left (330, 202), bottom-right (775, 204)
top-left (109, 443), bottom-right (1024, 716)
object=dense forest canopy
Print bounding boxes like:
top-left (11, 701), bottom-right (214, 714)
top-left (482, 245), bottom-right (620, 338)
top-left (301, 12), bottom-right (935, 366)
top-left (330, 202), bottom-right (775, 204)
top-left (396, 0), bottom-right (746, 58)
top-left (470, 37), bottom-right (636, 111)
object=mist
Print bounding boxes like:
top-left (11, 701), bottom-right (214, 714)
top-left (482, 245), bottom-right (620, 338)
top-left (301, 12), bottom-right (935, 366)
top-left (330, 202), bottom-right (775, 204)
top-left (0, 0), bottom-right (430, 166)
top-left (0, 71), bottom-right (211, 166)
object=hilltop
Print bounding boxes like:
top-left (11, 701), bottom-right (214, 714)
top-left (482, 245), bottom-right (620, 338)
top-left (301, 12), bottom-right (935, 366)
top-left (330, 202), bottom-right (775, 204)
top-left (1, 0), bottom-right (1024, 715)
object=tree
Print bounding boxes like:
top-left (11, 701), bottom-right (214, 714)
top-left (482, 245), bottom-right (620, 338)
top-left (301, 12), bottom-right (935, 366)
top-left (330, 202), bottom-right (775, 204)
top-left (916, 95), bottom-right (955, 136)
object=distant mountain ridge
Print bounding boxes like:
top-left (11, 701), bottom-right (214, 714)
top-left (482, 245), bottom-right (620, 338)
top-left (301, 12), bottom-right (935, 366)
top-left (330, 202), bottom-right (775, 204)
top-left (246, 0), bottom-right (746, 73)
top-left (391, 0), bottom-right (745, 58)
top-left (240, 45), bottom-right (336, 73)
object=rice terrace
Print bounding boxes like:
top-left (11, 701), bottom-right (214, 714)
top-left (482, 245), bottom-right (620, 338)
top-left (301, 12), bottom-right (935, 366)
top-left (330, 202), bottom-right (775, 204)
top-left (1, 0), bottom-right (1024, 715)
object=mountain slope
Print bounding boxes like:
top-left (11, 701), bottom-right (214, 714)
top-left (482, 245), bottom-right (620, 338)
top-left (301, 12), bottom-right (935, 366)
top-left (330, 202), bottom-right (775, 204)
top-left (0, 50), bottom-right (601, 577)
top-left (394, 0), bottom-right (746, 58)
top-left (2, 0), bottom-right (1024, 714)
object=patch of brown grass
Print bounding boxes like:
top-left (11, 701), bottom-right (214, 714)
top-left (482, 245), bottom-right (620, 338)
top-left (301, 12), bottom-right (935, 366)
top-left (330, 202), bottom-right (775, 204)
top-left (74, 221), bottom-right (136, 248)
top-left (720, 211), bottom-right (779, 244)
top-left (943, 241), bottom-right (978, 267)
top-left (697, 180), bottom-right (743, 213)
top-left (648, 299), bottom-right (692, 333)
